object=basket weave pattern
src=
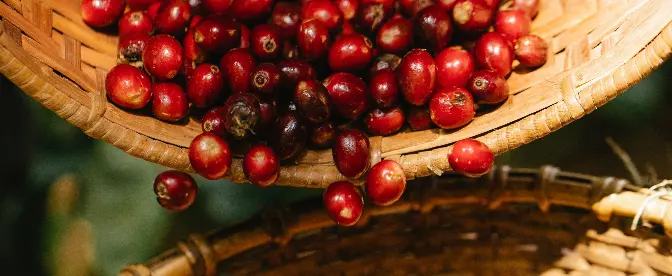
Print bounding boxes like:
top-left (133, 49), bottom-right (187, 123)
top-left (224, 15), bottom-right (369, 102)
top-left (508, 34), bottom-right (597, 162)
top-left (1, 0), bottom-right (672, 187)
top-left (120, 166), bottom-right (672, 276)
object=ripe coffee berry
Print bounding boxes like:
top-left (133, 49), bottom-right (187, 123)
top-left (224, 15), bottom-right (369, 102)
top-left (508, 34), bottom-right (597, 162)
top-left (243, 145), bottom-right (280, 187)
top-left (294, 80), bottom-right (332, 124)
top-left (310, 122), bottom-right (336, 148)
top-left (187, 63), bottom-right (224, 108)
top-left (154, 170), bottom-right (198, 211)
top-left (302, 0), bottom-right (343, 30)
top-left (151, 82), bottom-right (189, 122)
top-left (279, 61), bottom-right (317, 90)
top-left (154, 0), bottom-right (191, 36)
top-left (118, 11), bottom-right (154, 37)
top-left (251, 63), bottom-right (281, 97)
top-left (220, 48), bottom-right (257, 94)
top-left (370, 53), bottom-right (402, 74)
top-left (239, 25), bottom-right (251, 49)
top-left (105, 64), bottom-right (152, 109)
top-left (452, 0), bottom-right (493, 32)
top-left (369, 69), bottom-right (399, 108)
top-left (467, 70), bottom-right (509, 104)
top-left (256, 99), bottom-right (277, 137)
top-left (408, 106), bottom-right (435, 131)
top-left (494, 9), bottom-right (532, 42)
top-left (118, 33), bottom-right (150, 63)
top-left (271, 111), bottom-right (308, 161)
top-left (512, 0), bottom-right (539, 18)
top-left (365, 160), bottom-right (406, 206)
top-left (223, 93), bottom-right (261, 139)
top-left (189, 133), bottom-right (232, 180)
top-left (435, 47), bottom-right (476, 89)
top-left (323, 72), bottom-right (369, 119)
top-left (202, 106), bottom-right (227, 137)
top-left (429, 87), bottom-right (476, 129)
top-left (183, 28), bottom-right (205, 65)
top-left (365, 107), bottom-right (405, 136)
top-left (474, 32), bottom-right (514, 77)
top-left (356, 3), bottom-right (390, 35)
top-left (270, 2), bottom-right (302, 39)
top-left (297, 19), bottom-right (330, 60)
top-left (335, 0), bottom-right (359, 20)
top-left (448, 138), bottom-right (494, 177)
top-left (414, 5), bottom-right (454, 53)
top-left (328, 34), bottom-right (374, 73)
top-left (81, 0), bottom-right (124, 28)
top-left (143, 34), bottom-right (183, 80)
top-left (376, 17), bottom-right (413, 55)
top-left (193, 17), bottom-right (241, 55)
top-left (515, 34), bottom-right (548, 67)
top-left (228, 0), bottom-right (275, 22)
top-left (324, 181), bottom-right (364, 226)
top-left (399, 49), bottom-right (437, 106)
top-left (250, 24), bottom-right (281, 61)
top-left (203, 0), bottom-right (233, 15)
top-left (333, 129), bottom-right (371, 179)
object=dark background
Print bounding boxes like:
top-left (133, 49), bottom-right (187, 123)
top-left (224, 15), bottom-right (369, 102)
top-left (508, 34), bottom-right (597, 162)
top-left (1, 60), bottom-right (670, 275)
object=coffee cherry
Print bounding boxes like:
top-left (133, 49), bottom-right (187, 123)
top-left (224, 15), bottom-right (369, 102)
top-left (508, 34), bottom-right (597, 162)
top-left (193, 17), bottom-right (241, 55)
top-left (398, 49), bottom-right (436, 106)
top-left (414, 5), bottom-right (453, 53)
top-left (297, 19), bottom-right (331, 60)
top-left (143, 34), bottom-right (183, 80)
top-left (106, 64), bottom-right (152, 109)
top-left (334, 0), bottom-right (359, 20)
top-left (494, 9), bottom-right (531, 42)
top-left (435, 47), bottom-right (475, 89)
top-left (223, 93), bottom-right (261, 139)
top-left (278, 61), bottom-right (317, 89)
top-left (365, 107), bottom-right (405, 136)
top-left (189, 133), bottom-right (232, 180)
top-left (187, 63), bottom-right (224, 108)
top-left (474, 32), bottom-right (514, 77)
top-left (154, 170), bottom-right (198, 211)
top-left (467, 70), bottom-right (509, 104)
top-left (251, 63), bottom-right (281, 97)
top-left (356, 3), bottom-right (390, 35)
top-left (310, 122), bottom-right (336, 148)
top-left (294, 80), bottom-right (332, 124)
top-left (81, 0), bottom-right (124, 28)
top-left (448, 138), bottom-right (494, 177)
top-left (429, 87), bottom-right (475, 129)
top-left (127, 0), bottom-right (160, 9)
top-left (154, 0), bottom-right (191, 36)
top-left (239, 24), bottom-right (251, 48)
top-left (369, 69), bottom-right (399, 108)
top-left (333, 129), bottom-right (371, 179)
top-left (437, 0), bottom-right (458, 10)
top-left (512, 0), bottom-right (539, 18)
top-left (202, 106), bottom-right (227, 137)
top-left (323, 72), bottom-right (369, 119)
top-left (408, 106), bottom-right (435, 131)
top-left (118, 11), bottom-right (154, 37)
top-left (370, 53), bottom-right (402, 74)
top-left (220, 48), bottom-right (257, 94)
top-left (250, 24), bottom-right (281, 61)
top-left (147, 2), bottom-right (162, 20)
top-left (407, 0), bottom-right (435, 17)
top-left (270, 2), bottom-right (302, 39)
top-left (515, 34), bottom-right (548, 67)
top-left (323, 181), bottom-right (364, 226)
top-left (376, 17), bottom-right (413, 55)
top-left (361, 0), bottom-right (395, 11)
top-left (255, 99), bottom-right (277, 137)
top-left (328, 34), bottom-right (374, 73)
top-left (302, 0), bottom-right (343, 30)
top-left (452, 0), bottom-right (493, 32)
top-left (365, 160), bottom-right (406, 206)
top-left (203, 0), bottom-right (233, 15)
top-left (271, 111), bottom-right (308, 161)
top-left (152, 82), bottom-right (189, 122)
top-left (118, 33), bottom-right (150, 63)
top-left (183, 29), bottom-right (206, 65)
top-left (228, 0), bottom-right (274, 22)
top-left (243, 145), bottom-right (280, 187)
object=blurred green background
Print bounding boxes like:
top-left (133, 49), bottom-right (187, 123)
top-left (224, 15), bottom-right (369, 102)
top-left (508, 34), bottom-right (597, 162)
top-left (1, 60), bottom-right (671, 276)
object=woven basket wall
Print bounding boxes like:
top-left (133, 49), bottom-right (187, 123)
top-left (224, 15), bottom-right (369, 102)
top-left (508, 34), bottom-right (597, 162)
top-left (0, 0), bottom-right (671, 188)
top-left (121, 166), bottom-right (672, 276)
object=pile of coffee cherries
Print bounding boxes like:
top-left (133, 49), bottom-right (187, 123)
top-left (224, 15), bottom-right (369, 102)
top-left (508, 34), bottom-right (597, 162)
top-left (83, 0), bottom-right (547, 223)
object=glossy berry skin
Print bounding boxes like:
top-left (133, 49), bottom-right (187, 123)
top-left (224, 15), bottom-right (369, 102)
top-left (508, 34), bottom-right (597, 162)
top-left (220, 49), bottom-right (257, 94)
top-left (239, 24), bottom-right (251, 48)
top-left (118, 11), bottom-right (154, 37)
top-left (251, 63), bottom-right (281, 97)
top-left (250, 25), bottom-right (281, 61)
top-left (494, 10), bottom-right (531, 42)
top-left (81, 0), bottom-right (124, 28)
top-left (243, 145), bottom-right (280, 187)
top-left (228, 0), bottom-right (274, 21)
top-left (152, 82), bottom-right (189, 122)
top-left (512, 0), bottom-right (539, 18)
top-left (333, 129), bottom-right (371, 179)
top-left (270, 2), bottom-right (301, 39)
top-left (429, 87), bottom-right (475, 129)
top-left (376, 17), bottom-right (413, 54)
top-left (448, 138), bottom-right (494, 177)
top-left (147, 2), bottom-right (162, 19)
top-left (255, 99), bottom-right (277, 137)
top-left (127, 0), bottom-right (160, 9)
top-left (452, 0), bottom-right (493, 32)
top-left (297, 19), bottom-right (330, 60)
top-left (187, 63), bottom-right (223, 108)
top-left (356, 3), bottom-right (390, 34)
top-left (189, 133), bottom-right (232, 180)
top-left (408, 106), bottom-right (435, 131)
top-left (414, 5), bottom-right (453, 53)
top-left (282, 41), bottom-right (300, 60)
top-left (143, 34), bottom-right (183, 80)
top-left (202, 106), bottom-right (227, 137)
top-left (365, 107), bottom-right (405, 136)
top-left (435, 47), bottom-right (475, 89)
top-left (467, 70), bottom-right (509, 104)
top-left (203, 0), bottom-right (233, 15)
top-left (328, 34), bottom-right (374, 73)
top-left (271, 111), bottom-right (308, 161)
top-left (278, 61), bottom-right (317, 90)
top-left (335, 0), bottom-right (359, 20)
top-left (118, 33), bottom-right (150, 63)
top-left (370, 54), bottom-right (401, 74)
top-left (515, 35), bottom-right (548, 67)
top-left (310, 122), bottom-right (336, 148)
top-left (323, 181), bottom-right (364, 226)
top-left (474, 32), bottom-right (514, 77)
top-left (105, 64), bottom-right (152, 109)
top-left (294, 80), bottom-right (331, 124)
top-left (302, 0), bottom-right (342, 30)
top-left (154, 170), bottom-right (198, 211)
top-left (398, 49), bottom-right (437, 106)
top-left (365, 160), bottom-right (406, 206)
top-left (183, 28), bottom-right (206, 65)
top-left (407, 0), bottom-right (436, 17)
top-left (369, 69), bottom-right (399, 108)
top-left (223, 93), bottom-right (260, 139)
top-left (154, 0), bottom-right (192, 36)
top-left (193, 17), bottom-right (241, 55)
top-left (323, 72), bottom-right (369, 119)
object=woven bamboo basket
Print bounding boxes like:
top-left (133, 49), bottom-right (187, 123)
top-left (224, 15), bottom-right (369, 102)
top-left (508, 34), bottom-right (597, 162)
top-left (121, 166), bottom-right (672, 275)
top-left (2, 0), bottom-right (672, 187)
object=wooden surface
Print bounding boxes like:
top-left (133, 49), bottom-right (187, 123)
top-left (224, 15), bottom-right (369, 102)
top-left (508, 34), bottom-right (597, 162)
top-left (1, 0), bottom-right (672, 187)
top-left (120, 166), bottom-right (672, 276)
